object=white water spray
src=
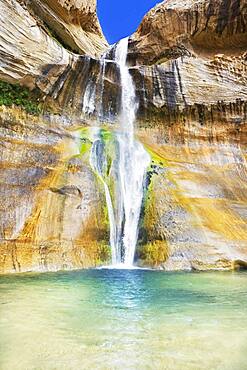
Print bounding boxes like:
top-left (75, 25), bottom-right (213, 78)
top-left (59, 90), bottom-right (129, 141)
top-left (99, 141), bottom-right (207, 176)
top-left (114, 38), bottom-right (150, 266)
top-left (88, 38), bottom-right (150, 267)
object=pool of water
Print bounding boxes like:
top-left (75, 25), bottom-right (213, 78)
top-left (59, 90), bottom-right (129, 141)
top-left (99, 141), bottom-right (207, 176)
top-left (0, 269), bottom-right (247, 369)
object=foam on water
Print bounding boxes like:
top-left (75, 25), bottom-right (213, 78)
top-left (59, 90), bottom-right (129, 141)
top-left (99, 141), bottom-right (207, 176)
top-left (97, 264), bottom-right (152, 271)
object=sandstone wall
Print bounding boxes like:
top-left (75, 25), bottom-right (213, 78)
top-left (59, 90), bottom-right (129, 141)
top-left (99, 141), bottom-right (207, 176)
top-left (0, 107), bottom-right (109, 273)
top-left (28, 0), bottom-right (108, 56)
top-left (129, 0), bottom-right (247, 65)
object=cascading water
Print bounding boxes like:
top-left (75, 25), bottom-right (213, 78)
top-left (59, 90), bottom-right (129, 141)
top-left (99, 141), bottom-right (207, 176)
top-left (87, 37), bottom-right (150, 267)
top-left (114, 38), bottom-right (150, 266)
top-left (89, 128), bottom-right (117, 265)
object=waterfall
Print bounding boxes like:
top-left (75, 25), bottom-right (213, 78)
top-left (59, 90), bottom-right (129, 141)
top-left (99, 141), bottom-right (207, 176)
top-left (89, 129), bottom-right (117, 264)
top-left (114, 38), bottom-right (150, 266)
top-left (88, 37), bottom-right (150, 267)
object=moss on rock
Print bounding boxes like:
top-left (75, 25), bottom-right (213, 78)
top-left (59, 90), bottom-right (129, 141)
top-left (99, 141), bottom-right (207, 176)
top-left (137, 240), bottom-right (169, 267)
top-left (96, 243), bottom-right (111, 266)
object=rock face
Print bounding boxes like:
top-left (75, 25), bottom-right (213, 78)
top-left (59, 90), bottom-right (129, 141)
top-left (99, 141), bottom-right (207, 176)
top-left (0, 0), bottom-right (70, 87)
top-left (0, 0), bottom-right (246, 273)
top-left (0, 0), bottom-right (110, 273)
top-left (0, 106), bottom-right (109, 273)
top-left (0, 0), bottom-right (107, 88)
top-left (129, 0), bottom-right (247, 65)
top-left (129, 0), bottom-right (247, 270)
top-left (28, 0), bottom-right (108, 55)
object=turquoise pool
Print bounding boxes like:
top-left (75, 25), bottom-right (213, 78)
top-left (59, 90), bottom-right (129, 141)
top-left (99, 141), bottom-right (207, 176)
top-left (0, 269), bottom-right (246, 369)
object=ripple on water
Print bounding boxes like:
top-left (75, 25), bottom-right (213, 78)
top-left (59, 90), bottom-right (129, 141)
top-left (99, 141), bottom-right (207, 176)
top-left (0, 270), bottom-right (247, 370)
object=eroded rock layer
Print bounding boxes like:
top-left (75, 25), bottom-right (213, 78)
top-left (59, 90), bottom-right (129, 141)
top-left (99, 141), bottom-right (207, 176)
top-left (129, 0), bottom-right (247, 65)
top-left (28, 0), bottom-right (108, 56)
top-left (0, 107), bottom-right (109, 273)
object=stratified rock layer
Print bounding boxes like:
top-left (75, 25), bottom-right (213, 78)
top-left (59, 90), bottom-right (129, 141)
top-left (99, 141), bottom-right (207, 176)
top-left (0, 107), bottom-right (109, 273)
top-left (129, 0), bottom-right (247, 65)
top-left (138, 120), bottom-right (247, 271)
top-left (0, 0), bottom-right (71, 88)
top-left (0, 0), bottom-right (107, 88)
top-left (28, 0), bottom-right (108, 56)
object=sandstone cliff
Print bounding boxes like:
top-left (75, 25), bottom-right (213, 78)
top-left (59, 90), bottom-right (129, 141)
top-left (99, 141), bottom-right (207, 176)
top-left (28, 0), bottom-right (108, 55)
top-left (0, 0), bottom-right (109, 272)
top-left (129, 0), bottom-right (247, 65)
top-left (0, 0), bottom-right (246, 273)
top-left (130, 0), bottom-right (247, 270)
top-left (0, 0), bottom-right (107, 88)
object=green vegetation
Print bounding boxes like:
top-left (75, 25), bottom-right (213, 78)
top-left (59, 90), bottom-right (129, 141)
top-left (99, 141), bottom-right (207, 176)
top-left (144, 144), bottom-right (167, 168)
top-left (96, 243), bottom-right (111, 265)
top-left (0, 80), bottom-right (42, 114)
top-left (138, 241), bottom-right (168, 267)
top-left (77, 128), bottom-right (94, 160)
top-left (80, 137), bottom-right (92, 156)
top-left (100, 129), bottom-right (115, 179)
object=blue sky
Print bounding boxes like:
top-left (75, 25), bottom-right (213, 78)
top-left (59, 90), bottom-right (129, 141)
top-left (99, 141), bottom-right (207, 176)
top-left (97, 0), bottom-right (161, 44)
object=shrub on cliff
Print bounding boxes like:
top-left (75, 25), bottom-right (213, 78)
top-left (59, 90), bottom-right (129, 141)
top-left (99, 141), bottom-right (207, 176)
top-left (0, 81), bottom-right (42, 114)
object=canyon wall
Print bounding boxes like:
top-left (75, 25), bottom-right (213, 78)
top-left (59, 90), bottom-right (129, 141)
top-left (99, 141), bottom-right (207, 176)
top-left (0, 0), bottom-right (246, 272)
top-left (0, 0), bottom-right (109, 272)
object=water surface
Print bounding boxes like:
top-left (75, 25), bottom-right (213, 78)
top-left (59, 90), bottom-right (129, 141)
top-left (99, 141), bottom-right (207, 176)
top-left (0, 269), bottom-right (247, 369)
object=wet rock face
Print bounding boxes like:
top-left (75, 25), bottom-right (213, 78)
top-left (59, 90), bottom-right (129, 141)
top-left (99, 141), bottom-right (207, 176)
top-left (0, 0), bottom-right (246, 272)
top-left (43, 56), bottom-right (122, 121)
